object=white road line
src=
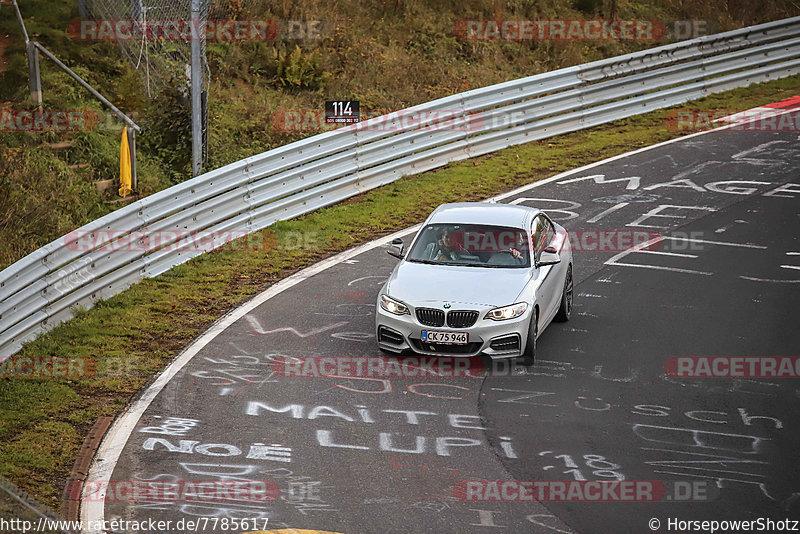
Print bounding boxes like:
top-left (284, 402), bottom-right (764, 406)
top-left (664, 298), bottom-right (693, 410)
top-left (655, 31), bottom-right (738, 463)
top-left (740, 276), bottom-right (800, 283)
top-left (637, 250), bottom-right (698, 258)
top-left (663, 236), bottom-right (767, 249)
top-left (780, 265), bottom-right (800, 271)
top-left (606, 235), bottom-right (767, 275)
top-left (83, 104), bottom-right (795, 532)
top-left (81, 225), bottom-right (421, 531)
top-left (586, 202), bottom-right (630, 223)
top-left (604, 235), bottom-right (665, 266)
top-left (347, 275), bottom-right (388, 286)
top-left (608, 262), bottom-right (712, 275)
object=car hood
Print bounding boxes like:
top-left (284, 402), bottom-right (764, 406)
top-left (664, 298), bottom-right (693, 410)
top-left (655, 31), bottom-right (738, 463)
top-left (386, 261), bottom-right (531, 307)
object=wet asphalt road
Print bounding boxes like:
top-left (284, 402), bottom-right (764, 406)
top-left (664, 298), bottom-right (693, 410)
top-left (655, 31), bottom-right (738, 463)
top-left (100, 122), bottom-right (800, 533)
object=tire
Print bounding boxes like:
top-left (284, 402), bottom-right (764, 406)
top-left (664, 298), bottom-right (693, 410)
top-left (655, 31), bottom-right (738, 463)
top-left (521, 309), bottom-right (538, 366)
top-left (554, 263), bottom-right (573, 323)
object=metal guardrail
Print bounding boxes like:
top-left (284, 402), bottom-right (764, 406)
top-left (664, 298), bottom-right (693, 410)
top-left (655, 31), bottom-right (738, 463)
top-left (0, 474), bottom-right (75, 533)
top-left (2, 17), bottom-right (800, 357)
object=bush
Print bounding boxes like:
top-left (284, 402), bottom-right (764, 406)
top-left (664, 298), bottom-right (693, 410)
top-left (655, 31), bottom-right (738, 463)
top-left (273, 45), bottom-right (329, 90)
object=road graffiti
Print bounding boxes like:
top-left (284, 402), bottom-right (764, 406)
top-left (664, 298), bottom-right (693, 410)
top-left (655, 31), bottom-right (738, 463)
top-left (244, 401), bottom-right (518, 459)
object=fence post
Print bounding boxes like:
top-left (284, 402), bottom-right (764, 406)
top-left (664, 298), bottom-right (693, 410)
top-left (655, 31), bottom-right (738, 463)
top-left (190, 0), bottom-right (203, 177)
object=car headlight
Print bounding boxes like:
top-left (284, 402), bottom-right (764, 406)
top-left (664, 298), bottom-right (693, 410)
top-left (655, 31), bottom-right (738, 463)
top-left (485, 302), bottom-right (528, 321)
top-left (380, 294), bottom-right (409, 315)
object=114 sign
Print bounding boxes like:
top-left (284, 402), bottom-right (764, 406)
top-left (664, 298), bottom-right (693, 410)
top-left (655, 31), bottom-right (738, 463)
top-left (325, 100), bottom-right (360, 124)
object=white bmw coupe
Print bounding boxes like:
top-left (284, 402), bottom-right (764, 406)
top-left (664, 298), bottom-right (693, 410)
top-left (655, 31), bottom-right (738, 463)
top-left (376, 202), bottom-right (573, 366)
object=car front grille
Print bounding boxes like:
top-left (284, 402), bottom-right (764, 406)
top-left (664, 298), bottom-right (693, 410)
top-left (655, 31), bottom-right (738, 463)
top-left (416, 308), bottom-right (445, 327)
top-left (416, 308), bottom-right (479, 328)
top-left (446, 310), bottom-right (479, 328)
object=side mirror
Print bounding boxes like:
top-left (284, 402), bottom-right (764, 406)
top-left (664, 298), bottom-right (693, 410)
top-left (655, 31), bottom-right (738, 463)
top-left (388, 237), bottom-right (404, 259)
top-left (537, 245), bottom-right (561, 267)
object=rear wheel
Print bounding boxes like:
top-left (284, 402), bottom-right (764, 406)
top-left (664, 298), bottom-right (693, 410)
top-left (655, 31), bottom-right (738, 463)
top-left (521, 309), bottom-right (538, 366)
top-left (554, 264), bottom-right (573, 322)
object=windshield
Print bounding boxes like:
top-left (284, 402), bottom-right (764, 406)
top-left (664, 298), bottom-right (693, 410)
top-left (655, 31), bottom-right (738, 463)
top-left (406, 223), bottom-right (531, 268)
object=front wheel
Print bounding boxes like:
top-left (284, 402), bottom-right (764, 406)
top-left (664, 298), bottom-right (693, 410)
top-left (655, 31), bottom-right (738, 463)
top-left (554, 264), bottom-right (573, 322)
top-left (521, 309), bottom-right (538, 366)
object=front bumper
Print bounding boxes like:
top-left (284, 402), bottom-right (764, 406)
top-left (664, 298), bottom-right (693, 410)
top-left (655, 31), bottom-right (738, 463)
top-left (375, 303), bottom-right (531, 358)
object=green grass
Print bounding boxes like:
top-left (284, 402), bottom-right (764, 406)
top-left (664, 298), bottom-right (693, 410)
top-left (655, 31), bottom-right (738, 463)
top-left (2, 72), bottom-right (800, 508)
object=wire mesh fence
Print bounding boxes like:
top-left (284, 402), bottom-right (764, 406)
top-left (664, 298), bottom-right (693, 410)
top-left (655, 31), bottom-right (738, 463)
top-left (75, 0), bottom-right (329, 169)
top-left (78, 0), bottom-right (221, 164)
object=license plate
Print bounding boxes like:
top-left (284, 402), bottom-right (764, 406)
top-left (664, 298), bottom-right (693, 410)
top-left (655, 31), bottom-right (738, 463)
top-left (421, 330), bottom-right (468, 344)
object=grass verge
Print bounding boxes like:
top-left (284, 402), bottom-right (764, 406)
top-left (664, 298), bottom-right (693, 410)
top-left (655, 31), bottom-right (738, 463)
top-left (2, 74), bottom-right (800, 509)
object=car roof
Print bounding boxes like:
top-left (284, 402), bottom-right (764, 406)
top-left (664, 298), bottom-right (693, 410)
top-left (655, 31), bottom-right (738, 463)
top-left (427, 202), bottom-right (540, 229)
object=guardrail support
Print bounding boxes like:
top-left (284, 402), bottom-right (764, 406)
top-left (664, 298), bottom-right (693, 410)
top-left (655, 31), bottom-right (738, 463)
top-left (11, 0), bottom-right (42, 110)
top-left (26, 42), bottom-right (42, 111)
top-left (128, 128), bottom-right (138, 192)
top-left (31, 42), bottom-right (142, 190)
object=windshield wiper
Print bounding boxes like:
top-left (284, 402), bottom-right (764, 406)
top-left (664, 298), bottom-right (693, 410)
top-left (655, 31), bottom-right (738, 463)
top-left (482, 264), bottom-right (528, 268)
top-left (408, 259), bottom-right (513, 268)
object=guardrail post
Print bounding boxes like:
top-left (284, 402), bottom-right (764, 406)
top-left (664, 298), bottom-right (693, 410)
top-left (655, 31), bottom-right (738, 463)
top-left (128, 128), bottom-right (138, 192)
top-left (12, 0), bottom-right (41, 110)
top-left (26, 42), bottom-right (42, 111)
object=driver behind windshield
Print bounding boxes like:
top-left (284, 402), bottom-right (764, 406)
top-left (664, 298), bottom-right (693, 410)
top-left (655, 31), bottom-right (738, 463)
top-left (415, 225), bottom-right (530, 266)
top-left (506, 231), bottom-right (528, 263)
top-left (426, 228), bottom-right (460, 261)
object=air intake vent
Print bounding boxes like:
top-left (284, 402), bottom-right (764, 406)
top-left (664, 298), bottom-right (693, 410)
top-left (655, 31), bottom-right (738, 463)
top-left (378, 327), bottom-right (404, 345)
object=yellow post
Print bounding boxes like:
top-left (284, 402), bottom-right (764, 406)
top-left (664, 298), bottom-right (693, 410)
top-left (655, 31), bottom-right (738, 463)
top-left (119, 126), bottom-right (132, 197)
